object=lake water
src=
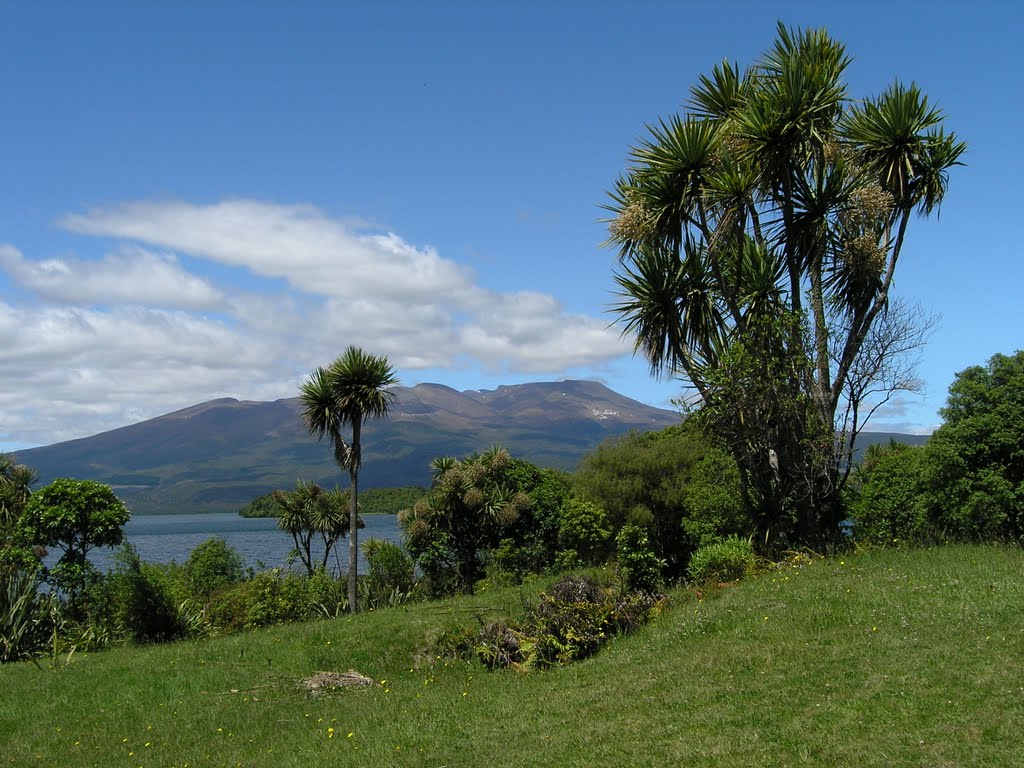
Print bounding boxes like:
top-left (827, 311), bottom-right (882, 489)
top-left (83, 513), bottom-right (404, 576)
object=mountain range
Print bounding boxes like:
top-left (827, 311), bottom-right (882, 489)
top-left (16, 379), bottom-right (928, 515)
top-left (16, 380), bottom-right (683, 515)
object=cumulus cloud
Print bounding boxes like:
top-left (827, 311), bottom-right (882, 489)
top-left (0, 199), bottom-right (634, 447)
top-left (62, 200), bottom-right (474, 303)
top-left (0, 244), bottom-right (223, 309)
top-left (459, 290), bottom-right (625, 372)
top-left (0, 301), bottom-right (290, 446)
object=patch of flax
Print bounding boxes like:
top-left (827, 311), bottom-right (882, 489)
top-left (299, 669), bottom-right (377, 695)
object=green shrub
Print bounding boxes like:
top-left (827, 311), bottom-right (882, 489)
top-left (307, 568), bottom-right (347, 617)
top-left (680, 451), bottom-right (751, 549)
top-left (918, 350), bottom-right (1024, 541)
top-left (183, 537), bottom-right (245, 601)
top-left (556, 498), bottom-right (611, 566)
top-left (363, 538), bottom-right (414, 609)
top-left (410, 535), bottom-right (460, 599)
top-left (108, 544), bottom-right (186, 644)
top-left (466, 575), bottom-right (667, 671)
top-left (687, 536), bottom-right (756, 584)
top-left (206, 570), bottom-right (313, 632)
top-left (1, 568), bottom-right (57, 663)
top-left (574, 425), bottom-right (737, 575)
top-left (616, 524), bottom-right (664, 593)
top-left (851, 442), bottom-right (929, 545)
top-left (552, 549), bottom-right (583, 571)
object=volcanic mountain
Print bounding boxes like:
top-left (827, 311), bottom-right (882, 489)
top-left (18, 380), bottom-right (682, 515)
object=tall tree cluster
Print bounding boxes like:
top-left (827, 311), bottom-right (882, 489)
top-left (606, 24), bottom-right (964, 546)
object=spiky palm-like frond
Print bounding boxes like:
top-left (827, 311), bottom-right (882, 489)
top-left (613, 242), bottom-right (725, 379)
top-left (841, 82), bottom-right (965, 213)
top-left (689, 58), bottom-right (747, 120)
top-left (300, 346), bottom-right (398, 472)
top-left (1, 455), bottom-right (36, 529)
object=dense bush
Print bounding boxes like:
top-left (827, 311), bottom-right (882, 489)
top-left (615, 524), bottom-right (664, 593)
top-left (466, 575), bottom-right (667, 671)
top-left (206, 570), bottom-right (312, 631)
top-left (204, 568), bottom-right (349, 631)
top-left (850, 442), bottom-right (928, 545)
top-left (687, 536), bottom-right (756, 584)
top-left (107, 544), bottom-right (186, 644)
top-left (680, 451), bottom-right (749, 549)
top-left (363, 538), bottom-right (415, 609)
top-left (401, 449), bottom-right (572, 595)
top-left (306, 568), bottom-right (347, 617)
top-left (918, 351), bottom-right (1023, 541)
top-left (183, 537), bottom-right (246, 600)
top-left (574, 425), bottom-right (750, 575)
top-left (556, 498), bottom-right (611, 567)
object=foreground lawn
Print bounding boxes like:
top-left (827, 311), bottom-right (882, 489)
top-left (2, 545), bottom-right (1022, 767)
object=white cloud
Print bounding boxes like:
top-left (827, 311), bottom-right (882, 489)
top-left (0, 301), bottom-right (286, 447)
top-left (0, 244), bottom-right (222, 309)
top-left (0, 199), bottom-right (635, 447)
top-left (459, 290), bottom-right (625, 372)
top-left (61, 200), bottom-right (474, 303)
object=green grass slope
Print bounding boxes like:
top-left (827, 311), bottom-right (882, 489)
top-left (2, 545), bottom-right (1021, 767)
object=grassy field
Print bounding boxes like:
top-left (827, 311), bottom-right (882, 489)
top-left (2, 544), bottom-right (1021, 767)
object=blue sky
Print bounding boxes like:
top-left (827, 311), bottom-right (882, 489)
top-left (1, 1), bottom-right (1021, 451)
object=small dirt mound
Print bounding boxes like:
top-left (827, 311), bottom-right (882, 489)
top-left (299, 670), bottom-right (377, 695)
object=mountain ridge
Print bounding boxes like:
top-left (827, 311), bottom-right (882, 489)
top-left (16, 379), bottom-right (929, 515)
top-left (17, 380), bottom-right (682, 514)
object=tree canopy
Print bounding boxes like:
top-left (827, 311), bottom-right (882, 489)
top-left (606, 23), bottom-right (964, 547)
top-left (18, 478), bottom-right (130, 596)
top-left (919, 351), bottom-right (1024, 540)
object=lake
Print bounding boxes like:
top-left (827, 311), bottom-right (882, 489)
top-left (82, 512), bottom-right (404, 576)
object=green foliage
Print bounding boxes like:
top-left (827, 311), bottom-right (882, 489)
top-left (467, 575), bottom-right (666, 671)
top-left (692, 310), bottom-right (836, 547)
top-left (183, 537), bottom-right (246, 600)
top-left (606, 24), bottom-right (964, 548)
top-left (919, 351), bottom-right (1024, 541)
top-left (18, 479), bottom-right (130, 599)
top-left (363, 538), bottom-right (415, 609)
top-left (399, 447), bottom-right (532, 594)
top-left (272, 480), bottom-right (353, 576)
top-left (575, 425), bottom-right (744, 574)
top-left (0, 454), bottom-right (36, 533)
top-left (687, 535), bottom-right (756, 584)
top-left (306, 568), bottom-right (347, 618)
top-left (556, 498), bottom-right (611, 566)
top-left (107, 544), bottom-right (187, 644)
top-left (850, 441), bottom-right (928, 545)
top-left (616, 524), bottom-right (664, 593)
top-left (680, 450), bottom-right (749, 549)
top-left (497, 464), bottom-right (573, 577)
top-left (1, 567), bottom-right (57, 664)
top-left (408, 533), bottom-right (460, 599)
top-left (206, 569), bottom-right (321, 632)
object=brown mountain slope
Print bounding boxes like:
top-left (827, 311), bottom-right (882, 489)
top-left (18, 380), bottom-right (681, 514)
